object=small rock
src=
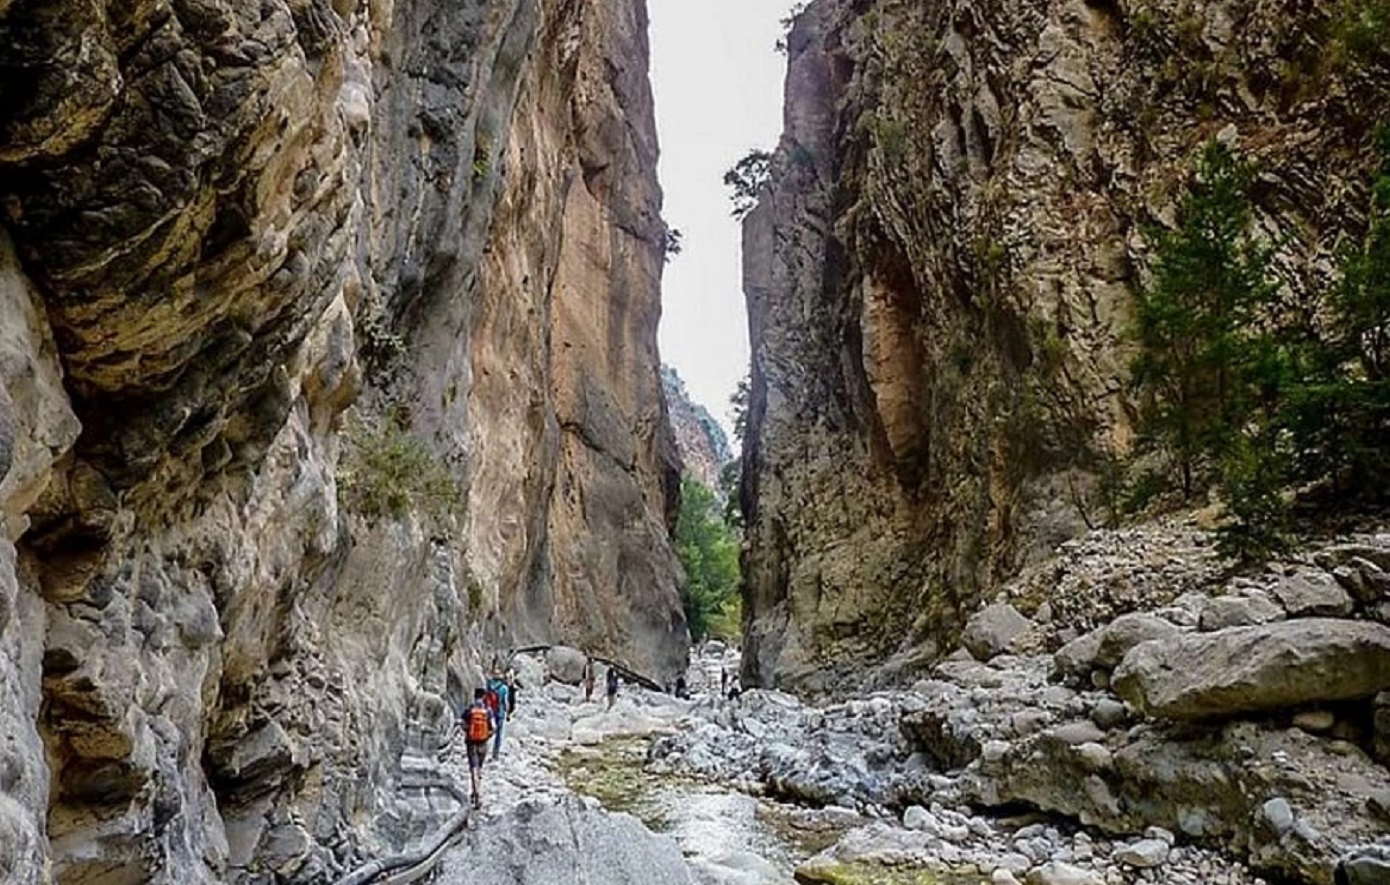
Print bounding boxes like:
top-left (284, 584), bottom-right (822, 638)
top-left (1090, 699), bottom-right (1128, 730)
top-left (1115, 838), bottom-right (1170, 868)
top-left (1050, 721), bottom-right (1107, 746)
top-left (1292, 710), bottom-right (1336, 733)
top-left (1026, 860), bottom-right (1104, 885)
top-left (1268, 568), bottom-right (1354, 618)
top-left (1199, 594), bottom-right (1285, 631)
top-left (903, 805), bottom-right (931, 831)
top-left (963, 603), bottom-right (1033, 661)
top-left (993, 871), bottom-right (1023, 885)
top-left (1261, 797), bottom-right (1295, 836)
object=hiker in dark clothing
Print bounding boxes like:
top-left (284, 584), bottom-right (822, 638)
top-left (582, 659), bottom-right (596, 703)
top-left (605, 665), bottom-right (620, 710)
top-left (462, 687), bottom-right (495, 809)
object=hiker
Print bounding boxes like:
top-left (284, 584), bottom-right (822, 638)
top-left (721, 666), bottom-right (728, 694)
top-left (605, 664), bottom-right (620, 710)
top-left (485, 672), bottom-right (510, 760)
top-left (462, 687), bottom-right (495, 808)
top-left (582, 659), bottom-right (596, 702)
top-left (674, 675), bottom-right (688, 699)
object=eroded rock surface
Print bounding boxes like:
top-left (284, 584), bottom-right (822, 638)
top-left (0, 0), bottom-right (686, 881)
top-left (739, 0), bottom-right (1390, 691)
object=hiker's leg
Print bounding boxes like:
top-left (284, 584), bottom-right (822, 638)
top-left (492, 718), bottom-right (503, 759)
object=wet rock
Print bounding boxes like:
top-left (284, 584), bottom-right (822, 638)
top-left (1113, 620), bottom-right (1390, 720)
top-left (1337, 843), bottom-right (1390, 885)
top-left (963, 603), bottom-right (1032, 661)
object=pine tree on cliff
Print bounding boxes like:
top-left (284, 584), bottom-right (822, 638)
top-left (1130, 141), bottom-right (1278, 498)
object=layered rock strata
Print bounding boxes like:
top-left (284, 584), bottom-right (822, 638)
top-left (0, 0), bottom-right (684, 881)
top-left (739, 0), bottom-right (1390, 689)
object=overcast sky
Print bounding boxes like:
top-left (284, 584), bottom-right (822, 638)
top-left (649, 0), bottom-right (798, 438)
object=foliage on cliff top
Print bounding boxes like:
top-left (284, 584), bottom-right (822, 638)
top-left (725, 150), bottom-right (773, 221)
top-left (338, 414), bottom-right (461, 523)
top-left (675, 475), bottom-right (741, 641)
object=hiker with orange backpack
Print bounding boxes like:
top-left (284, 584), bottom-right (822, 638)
top-left (462, 687), bottom-right (495, 809)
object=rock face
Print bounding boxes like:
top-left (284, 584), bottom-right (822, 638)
top-left (0, 0), bottom-right (685, 882)
top-left (738, 0), bottom-right (1390, 689)
top-left (661, 365), bottom-right (733, 491)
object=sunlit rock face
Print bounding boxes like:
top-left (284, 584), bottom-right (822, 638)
top-left (0, 0), bottom-right (684, 880)
top-left (740, 0), bottom-right (1390, 692)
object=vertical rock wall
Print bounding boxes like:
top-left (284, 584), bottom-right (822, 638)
top-left (741, 0), bottom-right (1390, 691)
top-left (0, 0), bottom-right (684, 881)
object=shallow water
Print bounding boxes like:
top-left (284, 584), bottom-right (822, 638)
top-left (554, 737), bottom-right (977, 885)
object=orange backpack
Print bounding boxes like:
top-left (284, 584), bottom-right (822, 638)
top-left (466, 705), bottom-right (492, 743)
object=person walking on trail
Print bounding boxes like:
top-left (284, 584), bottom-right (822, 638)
top-left (582, 659), bottom-right (596, 703)
top-left (485, 672), bottom-right (510, 761)
top-left (462, 687), bottom-right (495, 809)
top-left (605, 664), bottom-right (620, 710)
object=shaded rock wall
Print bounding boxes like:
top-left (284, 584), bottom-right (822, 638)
top-left (740, 0), bottom-right (1390, 691)
top-left (0, 0), bottom-right (684, 881)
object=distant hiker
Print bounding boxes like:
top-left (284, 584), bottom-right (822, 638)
top-left (721, 667), bottom-right (728, 694)
top-left (728, 681), bottom-right (742, 704)
top-left (674, 675), bottom-right (688, 699)
top-left (486, 673), bottom-right (510, 760)
top-left (605, 665), bottom-right (620, 710)
top-left (506, 669), bottom-right (518, 717)
top-left (463, 687), bottom-right (495, 808)
top-left (582, 659), bottom-right (596, 702)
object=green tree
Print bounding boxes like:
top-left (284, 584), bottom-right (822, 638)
top-left (1130, 141), bottom-right (1279, 497)
top-left (1283, 128), bottom-right (1390, 500)
top-left (675, 476), bottom-right (741, 640)
top-left (724, 151), bottom-right (773, 220)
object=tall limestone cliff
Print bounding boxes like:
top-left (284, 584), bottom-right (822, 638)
top-left (660, 365), bottom-right (733, 492)
top-left (740, 0), bottom-right (1390, 691)
top-left (0, 0), bottom-right (684, 881)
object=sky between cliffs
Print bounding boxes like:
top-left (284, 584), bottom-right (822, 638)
top-left (649, 0), bottom-right (799, 439)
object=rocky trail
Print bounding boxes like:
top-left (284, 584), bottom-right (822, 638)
top-left (393, 519), bottom-right (1390, 885)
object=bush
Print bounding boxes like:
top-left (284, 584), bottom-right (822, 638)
top-left (338, 415), bottom-right (461, 523)
top-left (724, 150), bottom-right (773, 220)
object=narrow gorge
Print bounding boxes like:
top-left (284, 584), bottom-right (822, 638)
top-left (3, 0), bottom-right (1390, 884)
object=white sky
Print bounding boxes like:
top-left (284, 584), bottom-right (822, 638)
top-left (649, 0), bottom-right (798, 438)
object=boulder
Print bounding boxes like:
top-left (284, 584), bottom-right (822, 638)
top-left (1337, 843), bottom-right (1390, 885)
top-left (1115, 838), bottom-right (1169, 868)
top-left (545, 647), bottom-right (589, 685)
top-left (1113, 620), bottom-right (1390, 720)
top-left (1268, 569), bottom-right (1354, 618)
top-left (1052, 630), bottom-right (1102, 683)
top-left (962, 603), bottom-right (1031, 661)
top-left (1095, 613), bottom-right (1181, 669)
top-left (1199, 594), bottom-right (1285, 631)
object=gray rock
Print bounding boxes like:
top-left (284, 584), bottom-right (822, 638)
top-left (1115, 837), bottom-right (1170, 868)
top-left (1052, 630), bottom-right (1103, 683)
top-left (1090, 699), bottom-right (1128, 730)
top-left (1199, 594), bottom-right (1285, 631)
top-left (1113, 620), bottom-right (1390, 720)
top-left (963, 603), bottom-right (1032, 661)
top-left (1262, 797), bottom-right (1295, 836)
top-left (1338, 843), bottom-right (1390, 885)
top-left (435, 796), bottom-right (695, 884)
top-left (1095, 614), bottom-right (1181, 669)
top-left (1026, 861), bottom-right (1103, 885)
top-left (1268, 568), bottom-right (1354, 618)
top-left (1292, 710), bottom-right (1336, 733)
top-left (903, 805), bottom-right (931, 830)
top-left (545, 646), bottom-right (590, 685)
